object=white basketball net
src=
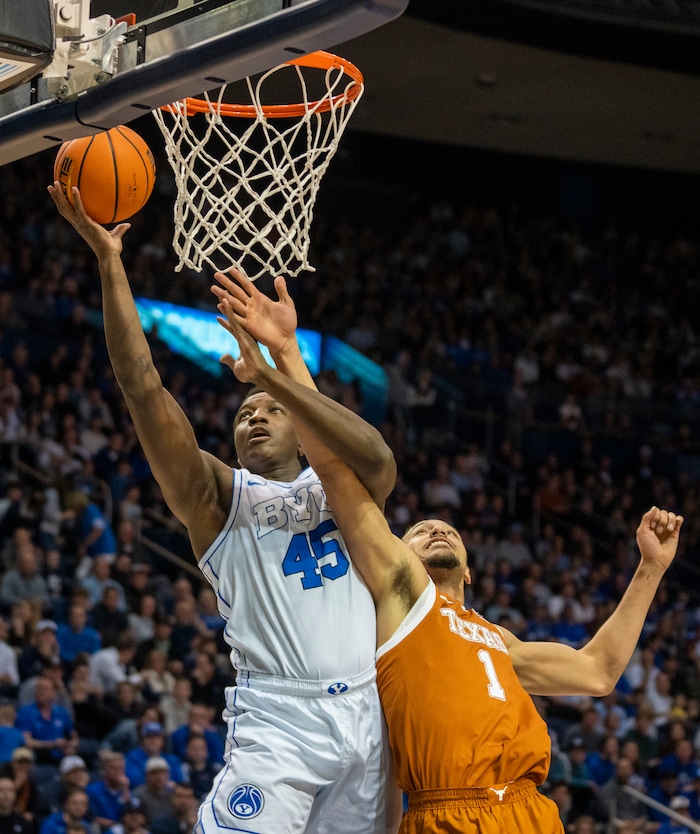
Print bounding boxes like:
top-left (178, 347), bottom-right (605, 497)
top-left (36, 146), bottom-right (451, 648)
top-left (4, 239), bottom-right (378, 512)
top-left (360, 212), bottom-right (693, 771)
top-left (153, 51), bottom-right (364, 280)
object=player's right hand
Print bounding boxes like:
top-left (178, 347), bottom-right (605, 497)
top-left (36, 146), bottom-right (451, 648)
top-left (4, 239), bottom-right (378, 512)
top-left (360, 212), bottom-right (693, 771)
top-left (48, 182), bottom-right (130, 257)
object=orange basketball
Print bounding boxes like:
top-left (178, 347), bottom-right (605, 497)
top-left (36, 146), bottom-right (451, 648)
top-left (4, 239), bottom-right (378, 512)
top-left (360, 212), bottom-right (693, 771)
top-left (54, 125), bottom-right (156, 224)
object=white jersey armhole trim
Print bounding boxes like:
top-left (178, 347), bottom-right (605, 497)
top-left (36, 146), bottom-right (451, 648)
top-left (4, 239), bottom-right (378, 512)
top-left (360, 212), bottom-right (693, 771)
top-left (376, 581), bottom-right (436, 660)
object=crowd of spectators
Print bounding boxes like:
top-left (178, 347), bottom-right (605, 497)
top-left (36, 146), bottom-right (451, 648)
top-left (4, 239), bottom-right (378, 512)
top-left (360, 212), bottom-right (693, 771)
top-left (0, 140), bottom-right (698, 832)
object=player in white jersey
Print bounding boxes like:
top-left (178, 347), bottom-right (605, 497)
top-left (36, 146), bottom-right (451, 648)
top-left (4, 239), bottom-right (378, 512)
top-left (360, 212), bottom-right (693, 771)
top-left (49, 184), bottom-right (401, 834)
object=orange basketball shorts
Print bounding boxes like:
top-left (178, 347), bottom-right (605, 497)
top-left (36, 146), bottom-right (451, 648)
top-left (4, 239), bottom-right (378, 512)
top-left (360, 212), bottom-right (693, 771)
top-left (401, 779), bottom-right (565, 834)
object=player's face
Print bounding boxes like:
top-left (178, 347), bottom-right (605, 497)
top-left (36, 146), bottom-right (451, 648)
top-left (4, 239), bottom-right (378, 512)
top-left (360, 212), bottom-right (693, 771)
top-left (403, 520), bottom-right (468, 572)
top-left (233, 392), bottom-right (300, 472)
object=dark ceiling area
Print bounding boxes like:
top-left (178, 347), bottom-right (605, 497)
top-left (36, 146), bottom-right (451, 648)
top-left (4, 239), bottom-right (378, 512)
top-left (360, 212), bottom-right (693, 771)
top-left (333, 0), bottom-right (700, 175)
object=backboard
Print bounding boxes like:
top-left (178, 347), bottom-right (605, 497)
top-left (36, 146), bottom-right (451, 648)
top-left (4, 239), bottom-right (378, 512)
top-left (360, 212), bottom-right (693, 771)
top-left (0, 0), bottom-right (408, 166)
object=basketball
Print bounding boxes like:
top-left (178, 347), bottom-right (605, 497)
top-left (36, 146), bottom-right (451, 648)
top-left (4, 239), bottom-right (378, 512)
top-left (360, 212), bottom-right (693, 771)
top-left (54, 125), bottom-right (156, 224)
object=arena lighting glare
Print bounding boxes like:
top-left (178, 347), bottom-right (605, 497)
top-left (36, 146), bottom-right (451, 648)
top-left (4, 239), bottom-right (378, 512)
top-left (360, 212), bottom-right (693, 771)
top-left (132, 298), bottom-right (388, 424)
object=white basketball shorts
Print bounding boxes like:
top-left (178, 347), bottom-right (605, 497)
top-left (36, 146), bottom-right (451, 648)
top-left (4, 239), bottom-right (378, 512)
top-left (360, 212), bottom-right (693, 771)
top-left (195, 667), bottom-right (401, 834)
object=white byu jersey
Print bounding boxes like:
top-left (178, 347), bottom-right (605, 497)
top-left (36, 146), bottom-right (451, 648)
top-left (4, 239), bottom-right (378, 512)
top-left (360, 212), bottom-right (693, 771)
top-left (198, 466), bottom-right (376, 680)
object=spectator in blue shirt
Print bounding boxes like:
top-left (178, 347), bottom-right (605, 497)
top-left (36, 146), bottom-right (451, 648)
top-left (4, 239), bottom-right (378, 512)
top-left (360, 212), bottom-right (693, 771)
top-left (57, 605), bottom-right (101, 669)
top-left (649, 769), bottom-right (681, 825)
top-left (657, 794), bottom-right (694, 834)
top-left (551, 603), bottom-right (589, 649)
top-left (86, 751), bottom-right (133, 831)
top-left (39, 789), bottom-right (91, 834)
top-left (44, 755), bottom-right (90, 815)
top-left (659, 738), bottom-right (699, 794)
top-left (0, 701), bottom-right (25, 762)
top-left (15, 675), bottom-right (77, 765)
top-left (680, 765), bottom-right (700, 819)
top-left (124, 723), bottom-right (182, 788)
top-left (64, 491), bottom-right (117, 578)
top-left (169, 703), bottom-right (223, 765)
top-left (587, 735), bottom-right (620, 788)
top-left (180, 733), bottom-right (218, 801)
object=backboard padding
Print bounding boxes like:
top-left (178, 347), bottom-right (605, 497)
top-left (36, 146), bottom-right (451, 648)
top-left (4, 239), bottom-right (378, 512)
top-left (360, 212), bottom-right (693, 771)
top-left (0, 0), bottom-right (408, 166)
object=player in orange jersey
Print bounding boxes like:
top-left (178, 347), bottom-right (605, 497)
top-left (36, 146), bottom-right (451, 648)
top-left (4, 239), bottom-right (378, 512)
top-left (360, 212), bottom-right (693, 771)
top-left (213, 275), bottom-right (683, 834)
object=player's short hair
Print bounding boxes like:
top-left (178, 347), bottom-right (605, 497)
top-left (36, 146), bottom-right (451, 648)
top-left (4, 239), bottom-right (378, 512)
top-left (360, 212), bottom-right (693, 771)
top-left (239, 386), bottom-right (266, 408)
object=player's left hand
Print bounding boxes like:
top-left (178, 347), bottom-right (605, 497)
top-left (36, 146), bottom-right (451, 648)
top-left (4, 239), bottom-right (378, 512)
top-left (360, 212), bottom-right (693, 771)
top-left (216, 295), bottom-right (270, 385)
top-left (211, 269), bottom-right (297, 356)
top-left (636, 506), bottom-right (684, 572)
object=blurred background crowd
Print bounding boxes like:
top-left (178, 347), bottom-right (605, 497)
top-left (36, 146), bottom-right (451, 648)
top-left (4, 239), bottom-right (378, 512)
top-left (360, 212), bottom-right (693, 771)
top-left (0, 125), bottom-right (698, 834)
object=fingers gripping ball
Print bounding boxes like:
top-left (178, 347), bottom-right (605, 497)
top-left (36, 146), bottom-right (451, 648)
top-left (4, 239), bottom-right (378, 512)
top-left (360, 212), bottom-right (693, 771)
top-left (54, 126), bottom-right (156, 224)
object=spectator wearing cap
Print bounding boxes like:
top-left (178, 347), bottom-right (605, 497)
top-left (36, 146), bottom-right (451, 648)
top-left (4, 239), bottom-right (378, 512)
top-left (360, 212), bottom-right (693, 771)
top-left (44, 755), bottom-right (89, 814)
top-left (657, 795), bottom-right (694, 834)
top-left (15, 675), bottom-right (77, 766)
top-left (566, 736), bottom-right (602, 821)
top-left (17, 620), bottom-right (60, 682)
top-left (105, 797), bottom-right (149, 834)
top-left (0, 702), bottom-right (24, 762)
top-left (102, 704), bottom-right (163, 759)
top-left (39, 789), bottom-right (91, 834)
top-left (133, 759), bottom-right (175, 827)
top-left (56, 604), bottom-right (101, 669)
top-left (124, 723), bottom-right (182, 789)
top-left (86, 751), bottom-right (133, 831)
top-left (0, 746), bottom-right (49, 824)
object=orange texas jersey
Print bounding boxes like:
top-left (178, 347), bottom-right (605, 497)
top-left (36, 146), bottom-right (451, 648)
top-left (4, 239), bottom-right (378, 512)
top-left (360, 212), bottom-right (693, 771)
top-left (376, 582), bottom-right (551, 792)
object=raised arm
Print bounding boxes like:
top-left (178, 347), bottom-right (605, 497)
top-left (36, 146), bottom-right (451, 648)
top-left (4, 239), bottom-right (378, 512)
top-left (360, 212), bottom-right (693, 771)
top-left (213, 274), bottom-right (396, 506)
top-left (506, 506), bottom-right (683, 696)
top-left (48, 185), bottom-right (229, 558)
top-left (216, 311), bottom-right (427, 634)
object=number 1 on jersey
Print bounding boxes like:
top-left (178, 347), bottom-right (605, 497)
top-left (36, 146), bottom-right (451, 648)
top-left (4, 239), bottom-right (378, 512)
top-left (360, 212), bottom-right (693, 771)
top-left (477, 649), bottom-right (506, 701)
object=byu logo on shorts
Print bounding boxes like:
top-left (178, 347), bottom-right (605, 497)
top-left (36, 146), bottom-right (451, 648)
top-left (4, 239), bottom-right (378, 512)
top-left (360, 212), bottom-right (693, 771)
top-left (327, 681), bottom-right (349, 695)
top-left (228, 784), bottom-right (264, 819)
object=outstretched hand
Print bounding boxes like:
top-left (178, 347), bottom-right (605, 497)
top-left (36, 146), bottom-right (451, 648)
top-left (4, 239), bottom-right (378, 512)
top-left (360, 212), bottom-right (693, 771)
top-left (47, 182), bottom-right (130, 257)
top-left (216, 296), bottom-right (271, 386)
top-left (636, 506), bottom-right (684, 572)
top-left (211, 269), bottom-right (297, 356)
